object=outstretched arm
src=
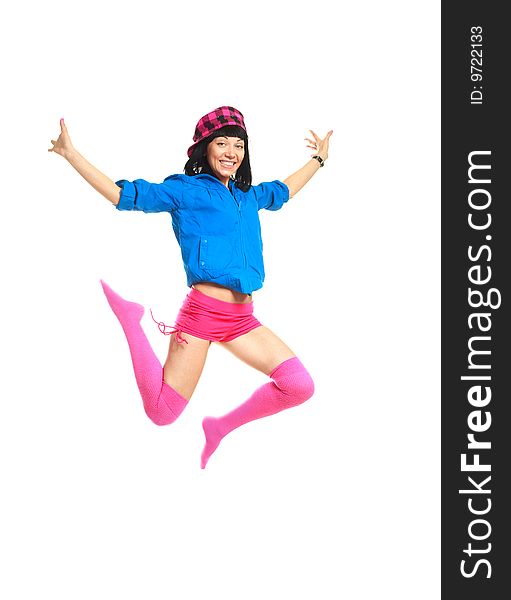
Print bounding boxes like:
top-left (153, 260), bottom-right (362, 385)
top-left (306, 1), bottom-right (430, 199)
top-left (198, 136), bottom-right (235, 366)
top-left (49, 118), bottom-right (121, 205)
top-left (283, 129), bottom-right (333, 198)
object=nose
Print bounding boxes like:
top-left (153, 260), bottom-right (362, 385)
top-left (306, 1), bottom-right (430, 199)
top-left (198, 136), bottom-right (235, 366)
top-left (224, 146), bottom-right (236, 158)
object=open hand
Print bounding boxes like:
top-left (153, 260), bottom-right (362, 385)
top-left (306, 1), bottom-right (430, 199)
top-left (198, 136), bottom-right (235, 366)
top-left (48, 118), bottom-right (74, 158)
top-left (305, 129), bottom-right (333, 161)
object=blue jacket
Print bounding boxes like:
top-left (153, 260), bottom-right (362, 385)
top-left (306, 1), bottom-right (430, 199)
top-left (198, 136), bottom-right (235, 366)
top-left (115, 173), bottom-right (290, 294)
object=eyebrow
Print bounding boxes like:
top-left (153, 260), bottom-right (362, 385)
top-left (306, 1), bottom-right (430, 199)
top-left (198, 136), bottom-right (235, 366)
top-left (216, 137), bottom-right (244, 142)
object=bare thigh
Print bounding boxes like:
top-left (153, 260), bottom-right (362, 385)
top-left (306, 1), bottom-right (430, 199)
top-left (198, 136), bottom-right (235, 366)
top-left (163, 332), bottom-right (211, 400)
top-left (216, 325), bottom-right (296, 376)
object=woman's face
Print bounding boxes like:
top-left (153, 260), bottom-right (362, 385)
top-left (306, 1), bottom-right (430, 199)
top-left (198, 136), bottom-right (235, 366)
top-left (206, 136), bottom-right (245, 186)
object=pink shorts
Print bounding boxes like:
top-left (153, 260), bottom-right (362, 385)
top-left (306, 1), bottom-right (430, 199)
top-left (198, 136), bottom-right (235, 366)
top-left (150, 288), bottom-right (262, 343)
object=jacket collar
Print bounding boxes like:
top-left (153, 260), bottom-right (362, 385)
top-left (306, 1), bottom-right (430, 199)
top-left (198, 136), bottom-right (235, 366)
top-left (186, 173), bottom-right (238, 194)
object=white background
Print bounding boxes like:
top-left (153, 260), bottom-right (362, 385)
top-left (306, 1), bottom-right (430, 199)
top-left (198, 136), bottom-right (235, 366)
top-left (1, 1), bottom-right (440, 598)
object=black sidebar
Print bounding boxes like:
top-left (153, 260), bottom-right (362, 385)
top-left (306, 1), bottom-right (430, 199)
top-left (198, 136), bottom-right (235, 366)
top-left (442, 2), bottom-right (510, 598)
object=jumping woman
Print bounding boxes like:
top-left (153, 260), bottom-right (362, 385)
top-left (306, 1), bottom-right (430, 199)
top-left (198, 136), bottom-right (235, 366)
top-left (49, 106), bottom-right (332, 468)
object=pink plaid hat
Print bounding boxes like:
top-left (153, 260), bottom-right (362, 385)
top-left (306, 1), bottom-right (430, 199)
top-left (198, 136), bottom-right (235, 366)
top-left (187, 106), bottom-right (247, 157)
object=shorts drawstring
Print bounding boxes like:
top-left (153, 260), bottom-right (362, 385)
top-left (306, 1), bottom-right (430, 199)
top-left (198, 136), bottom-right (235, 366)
top-left (149, 308), bottom-right (189, 344)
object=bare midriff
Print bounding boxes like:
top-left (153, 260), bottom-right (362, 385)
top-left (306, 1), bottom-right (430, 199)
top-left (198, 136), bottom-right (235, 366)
top-left (192, 282), bottom-right (253, 304)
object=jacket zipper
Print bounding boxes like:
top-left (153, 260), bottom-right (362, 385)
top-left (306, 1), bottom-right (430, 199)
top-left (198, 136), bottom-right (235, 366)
top-left (227, 187), bottom-right (247, 270)
top-left (238, 203), bottom-right (247, 269)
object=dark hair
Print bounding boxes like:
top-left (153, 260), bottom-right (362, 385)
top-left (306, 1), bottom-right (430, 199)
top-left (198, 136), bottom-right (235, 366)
top-left (184, 125), bottom-right (252, 192)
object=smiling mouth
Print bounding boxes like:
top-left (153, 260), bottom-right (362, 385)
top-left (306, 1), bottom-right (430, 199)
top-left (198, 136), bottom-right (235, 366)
top-left (219, 160), bottom-right (236, 168)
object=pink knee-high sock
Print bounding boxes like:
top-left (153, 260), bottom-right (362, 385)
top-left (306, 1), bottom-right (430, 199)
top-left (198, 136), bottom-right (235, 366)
top-left (100, 280), bottom-right (188, 426)
top-left (201, 356), bottom-right (314, 468)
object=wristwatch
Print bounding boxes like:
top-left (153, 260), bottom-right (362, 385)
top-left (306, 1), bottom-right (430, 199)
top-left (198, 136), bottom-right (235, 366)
top-left (312, 155), bottom-right (325, 167)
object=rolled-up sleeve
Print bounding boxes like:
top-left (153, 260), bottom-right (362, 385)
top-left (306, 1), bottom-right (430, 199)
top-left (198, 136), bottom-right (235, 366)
top-left (115, 176), bottom-right (182, 213)
top-left (252, 180), bottom-right (290, 211)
